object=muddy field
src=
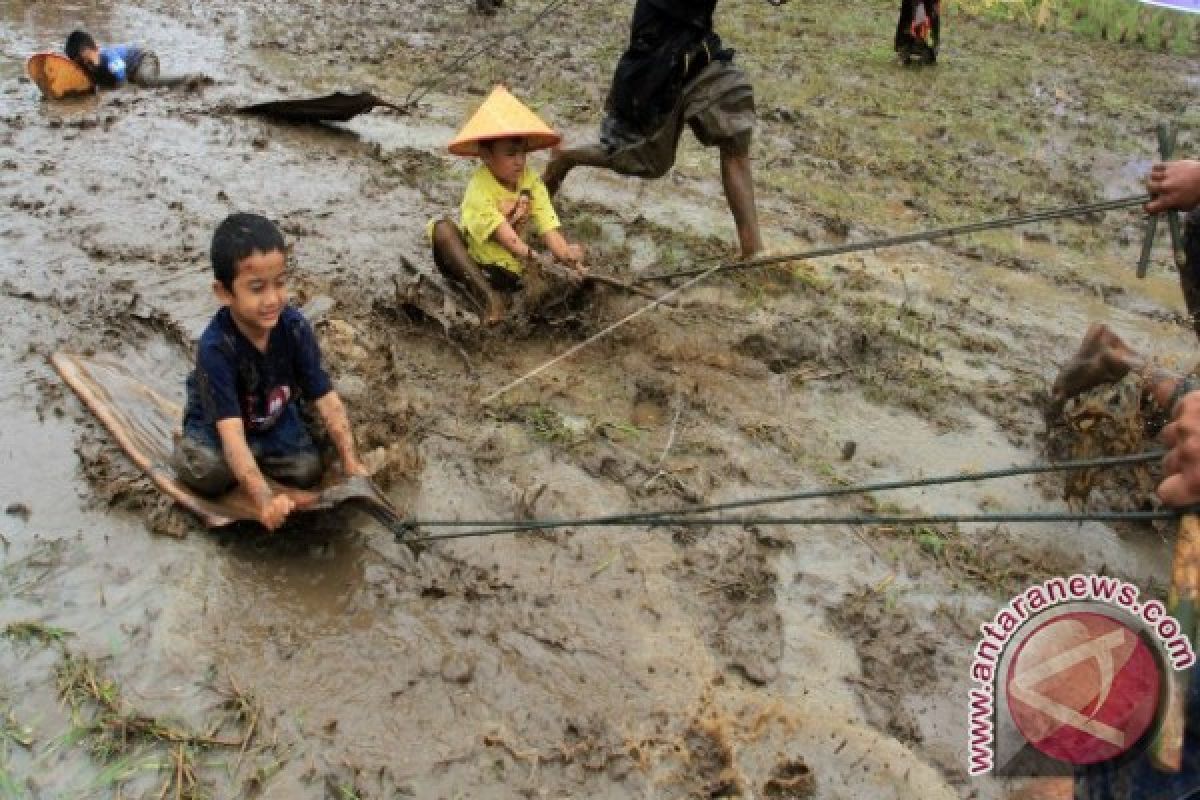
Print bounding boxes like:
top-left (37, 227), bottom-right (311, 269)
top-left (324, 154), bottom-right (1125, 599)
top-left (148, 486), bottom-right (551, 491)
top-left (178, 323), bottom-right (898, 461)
top-left (1, 0), bottom-right (1199, 797)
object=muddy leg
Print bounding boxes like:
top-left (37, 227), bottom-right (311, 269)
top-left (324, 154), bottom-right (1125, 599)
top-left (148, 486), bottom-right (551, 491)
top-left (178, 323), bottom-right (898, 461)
top-left (431, 219), bottom-right (506, 325)
top-left (129, 53), bottom-right (207, 90)
top-left (1179, 210), bottom-right (1200, 339)
top-left (258, 450), bottom-right (323, 490)
top-left (1051, 323), bottom-right (1145, 407)
top-left (172, 436), bottom-right (236, 497)
top-left (719, 146), bottom-right (763, 259)
top-left (253, 408), bottom-right (324, 490)
top-left (542, 144), bottom-right (612, 197)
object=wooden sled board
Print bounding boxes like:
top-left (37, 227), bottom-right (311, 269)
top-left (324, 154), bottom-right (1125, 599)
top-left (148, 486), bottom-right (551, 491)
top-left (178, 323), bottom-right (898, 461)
top-left (51, 351), bottom-right (400, 530)
top-left (27, 53), bottom-right (93, 100)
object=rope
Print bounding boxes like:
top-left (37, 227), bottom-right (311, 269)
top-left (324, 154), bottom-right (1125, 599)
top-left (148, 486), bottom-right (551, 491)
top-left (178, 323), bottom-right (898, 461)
top-left (403, 0), bottom-right (570, 109)
top-left (411, 510), bottom-right (1177, 544)
top-left (639, 194), bottom-right (1152, 283)
top-left (480, 260), bottom-right (726, 404)
top-left (401, 450), bottom-right (1166, 541)
top-left (480, 193), bottom-right (1151, 403)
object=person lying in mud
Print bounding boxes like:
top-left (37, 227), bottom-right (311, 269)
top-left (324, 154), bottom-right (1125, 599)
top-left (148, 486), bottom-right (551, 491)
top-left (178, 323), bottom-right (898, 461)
top-left (65, 30), bottom-right (206, 90)
top-left (895, 0), bottom-right (940, 65)
top-left (431, 86), bottom-right (586, 325)
top-left (173, 213), bottom-right (368, 531)
top-left (541, 0), bottom-right (784, 261)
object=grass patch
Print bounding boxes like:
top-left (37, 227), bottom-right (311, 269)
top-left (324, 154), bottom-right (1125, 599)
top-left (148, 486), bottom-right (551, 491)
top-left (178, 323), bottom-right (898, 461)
top-left (51, 651), bottom-right (261, 799)
top-left (515, 405), bottom-right (580, 445)
top-left (3, 621), bottom-right (72, 647)
top-left (957, 0), bottom-right (1200, 54)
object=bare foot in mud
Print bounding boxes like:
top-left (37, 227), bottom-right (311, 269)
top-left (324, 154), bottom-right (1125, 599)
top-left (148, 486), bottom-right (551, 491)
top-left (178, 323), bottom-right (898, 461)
top-left (1050, 323), bottom-right (1142, 410)
top-left (482, 295), bottom-right (506, 326)
top-left (541, 153), bottom-right (568, 197)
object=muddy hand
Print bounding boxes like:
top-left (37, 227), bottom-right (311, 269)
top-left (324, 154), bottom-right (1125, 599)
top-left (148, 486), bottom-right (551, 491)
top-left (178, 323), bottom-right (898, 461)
top-left (291, 488), bottom-right (321, 511)
top-left (564, 242), bottom-right (585, 267)
top-left (258, 493), bottom-right (295, 531)
top-left (1146, 160), bottom-right (1200, 214)
top-left (524, 249), bottom-right (554, 275)
top-left (1159, 392), bottom-right (1200, 507)
top-left (503, 196), bottom-right (531, 229)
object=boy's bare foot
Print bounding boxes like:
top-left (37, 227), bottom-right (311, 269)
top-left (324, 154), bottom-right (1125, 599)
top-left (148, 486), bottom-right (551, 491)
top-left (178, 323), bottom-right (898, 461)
top-left (482, 295), bottom-right (506, 326)
top-left (542, 155), bottom-right (568, 197)
top-left (1051, 323), bottom-right (1140, 408)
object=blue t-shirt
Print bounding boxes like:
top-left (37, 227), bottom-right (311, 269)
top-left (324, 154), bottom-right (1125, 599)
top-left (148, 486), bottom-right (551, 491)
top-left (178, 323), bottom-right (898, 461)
top-left (182, 306), bottom-right (333, 441)
top-left (99, 45), bottom-right (144, 84)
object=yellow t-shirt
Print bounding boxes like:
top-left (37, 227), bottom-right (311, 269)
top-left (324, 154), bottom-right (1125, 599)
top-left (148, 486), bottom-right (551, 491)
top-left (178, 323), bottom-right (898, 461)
top-left (459, 165), bottom-right (560, 276)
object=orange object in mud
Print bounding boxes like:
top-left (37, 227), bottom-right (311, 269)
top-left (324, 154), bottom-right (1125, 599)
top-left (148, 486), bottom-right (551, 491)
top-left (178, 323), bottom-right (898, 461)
top-left (447, 85), bottom-right (560, 157)
top-left (52, 352), bottom-right (405, 533)
top-left (910, 2), bottom-right (932, 41)
top-left (26, 52), bottom-right (94, 100)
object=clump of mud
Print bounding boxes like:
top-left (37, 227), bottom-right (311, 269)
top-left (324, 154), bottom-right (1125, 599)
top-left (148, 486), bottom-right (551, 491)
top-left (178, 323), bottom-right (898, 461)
top-left (681, 717), bottom-right (742, 797)
top-left (74, 429), bottom-right (191, 538)
top-left (482, 716), bottom-right (639, 784)
top-left (1042, 375), bottom-right (1158, 512)
top-left (762, 757), bottom-right (816, 799)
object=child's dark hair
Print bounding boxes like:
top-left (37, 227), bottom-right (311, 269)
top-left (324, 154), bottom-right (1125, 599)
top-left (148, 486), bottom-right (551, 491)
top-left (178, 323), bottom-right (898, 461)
top-left (210, 213), bottom-right (286, 289)
top-left (65, 30), bottom-right (96, 61)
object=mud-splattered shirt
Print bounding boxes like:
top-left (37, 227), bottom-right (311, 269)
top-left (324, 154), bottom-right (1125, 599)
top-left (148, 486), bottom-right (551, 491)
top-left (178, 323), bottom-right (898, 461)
top-left (183, 306), bottom-right (332, 438)
top-left (459, 165), bottom-right (560, 276)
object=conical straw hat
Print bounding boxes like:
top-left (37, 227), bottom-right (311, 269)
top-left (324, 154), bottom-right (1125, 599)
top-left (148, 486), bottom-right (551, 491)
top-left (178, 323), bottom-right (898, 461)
top-left (447, 85), bottom-right (561, 157)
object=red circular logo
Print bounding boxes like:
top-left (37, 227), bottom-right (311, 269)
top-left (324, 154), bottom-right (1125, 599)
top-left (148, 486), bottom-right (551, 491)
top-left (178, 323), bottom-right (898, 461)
top-left (1006, 612), bottom-right (1162, 765)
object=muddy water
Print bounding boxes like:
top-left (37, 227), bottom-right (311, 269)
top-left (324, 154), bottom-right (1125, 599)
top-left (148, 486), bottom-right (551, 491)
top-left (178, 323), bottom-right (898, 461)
top-left (2, 0), bottom-right (1198, 797)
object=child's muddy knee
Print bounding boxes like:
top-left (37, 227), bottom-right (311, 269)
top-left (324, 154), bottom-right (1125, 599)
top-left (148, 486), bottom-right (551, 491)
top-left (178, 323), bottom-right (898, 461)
top-left (262, 450), bottom-right (324, 490)
top-left (172, 437), bottom-right (236, 497)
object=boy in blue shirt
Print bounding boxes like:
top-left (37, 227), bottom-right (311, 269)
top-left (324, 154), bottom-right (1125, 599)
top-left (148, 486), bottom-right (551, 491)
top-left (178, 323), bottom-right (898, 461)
top-left (173, 213), bottom-right (368, 531)
top-left (65, 30), bottom-right (203, 90)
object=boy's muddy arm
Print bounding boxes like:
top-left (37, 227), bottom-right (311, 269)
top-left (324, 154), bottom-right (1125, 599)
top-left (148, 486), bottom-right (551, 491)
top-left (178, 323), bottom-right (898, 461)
top-left (491, 219), bottom-right (536, 260)
top-left (542, 229), bottom-right (585, 271)
top-left (315, 392), bottom-right (368, 477)
top-left (215, 417), bottom-right (294, 530)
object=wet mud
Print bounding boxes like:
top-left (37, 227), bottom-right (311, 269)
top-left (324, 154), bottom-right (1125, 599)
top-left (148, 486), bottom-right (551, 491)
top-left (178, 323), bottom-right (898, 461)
top-left (2, 0), bottom-right (1199, 797)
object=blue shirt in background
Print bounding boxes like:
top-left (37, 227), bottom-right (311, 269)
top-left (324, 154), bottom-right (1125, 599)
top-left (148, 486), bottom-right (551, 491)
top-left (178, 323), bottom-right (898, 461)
top-left (99, 44), bottom-right (144, 84)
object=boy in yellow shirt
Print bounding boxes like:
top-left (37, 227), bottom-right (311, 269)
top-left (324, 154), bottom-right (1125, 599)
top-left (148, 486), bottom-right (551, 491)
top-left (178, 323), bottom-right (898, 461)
top-left (430, 86), bottom-right (585, 325)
